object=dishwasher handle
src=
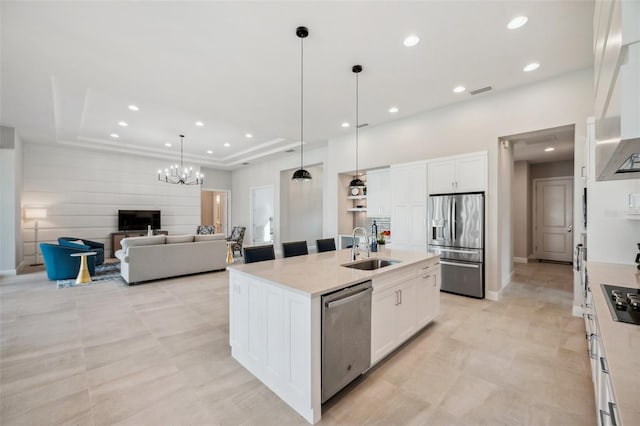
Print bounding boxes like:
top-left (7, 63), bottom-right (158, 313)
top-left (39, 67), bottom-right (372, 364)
top-left (325, 287), bottom-right (373, 309)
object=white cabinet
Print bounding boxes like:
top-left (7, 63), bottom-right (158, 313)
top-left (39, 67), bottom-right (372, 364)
top-left (390, 162), bottom-right (427, 251)
top-left (367, 169), bottom-right (391, 218)
top-left (371, 280), bottom-right (417, 364)
top-left (415, 262), bottom-right (440, 327)
top-left (371, 258), bottom-right (440, 365)
top-left (427, 153), bottom-right (487, 194)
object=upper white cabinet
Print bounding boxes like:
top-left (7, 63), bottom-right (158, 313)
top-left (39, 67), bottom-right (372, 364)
top-left (390, 162), bottom-right (427, 251)
top-left (366, 168), bottom-right (391, 218)
top-left (427, 152), bottom-right (487, 194)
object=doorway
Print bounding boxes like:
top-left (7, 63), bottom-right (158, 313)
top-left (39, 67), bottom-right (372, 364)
top-left (250, 185), bottom-right (274, 245)
top-left (533, 177), bottom-right (574, 262)
top-left (201, 190), bottom-right (230, 236)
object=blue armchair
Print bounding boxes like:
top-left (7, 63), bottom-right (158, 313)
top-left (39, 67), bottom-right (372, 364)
top-left (58, 237), bottom-right (104, 265)
top-left (40, 243), bottom-right (97, 281)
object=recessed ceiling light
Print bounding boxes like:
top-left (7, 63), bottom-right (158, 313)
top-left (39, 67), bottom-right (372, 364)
top-left (403, 34), bottom-right (420, 47)
top-left (453, 86), bottom-right (466, 94)
top-left (507, 16), bottom-right (528, 30)
top-left (544, 147), bottom-right (555, 152)
top-left (110, 133), bottom-right (119, 138)
top-left (245, 133), bottom-right (253, 138)
top-left (195, 121), bottom-right (204, 127)
top-left (128, 105), bottom-right (139, 111)
top-left (224, 142), bottom-right (230, 147)
top-left (341, 122), bottom-right (350, 128)
top-left (118, 121), bottom-right (128, 127)
top-left (207, 150), bottom-right (213, 154)
top-left (164, 143), bottom-right (172, 147)
top-left (523, 62), bottom-right (540, 72)
top-left (388, 107), bottom-right (399, 113)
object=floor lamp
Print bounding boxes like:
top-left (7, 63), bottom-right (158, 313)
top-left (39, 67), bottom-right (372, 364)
top-left (25, 208), bottom-right (47, 266)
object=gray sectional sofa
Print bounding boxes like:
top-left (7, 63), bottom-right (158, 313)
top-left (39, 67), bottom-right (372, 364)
top-left (115, 233), bottom-right (228, 284)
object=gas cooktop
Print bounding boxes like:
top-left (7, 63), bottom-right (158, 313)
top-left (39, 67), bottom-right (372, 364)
top-left (601, 284), bottom-right (640, 326)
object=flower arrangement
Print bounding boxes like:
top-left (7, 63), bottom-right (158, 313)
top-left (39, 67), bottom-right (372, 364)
top-left (377, 230), bottom-right (390, 245)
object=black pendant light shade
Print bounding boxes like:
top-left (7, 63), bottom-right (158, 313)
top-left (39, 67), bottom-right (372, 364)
top-left (292, 26), bottom-right (312, 181)
top-left (349, 64), bottom-right (364, 187)
top-left (292, 168), bottom-right (312, 180)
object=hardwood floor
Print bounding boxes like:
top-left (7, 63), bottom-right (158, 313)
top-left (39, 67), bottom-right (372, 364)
top-left (0, 262), bottom-right (595, 425)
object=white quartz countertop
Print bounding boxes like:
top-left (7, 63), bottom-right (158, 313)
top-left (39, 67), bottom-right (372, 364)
top-left (586, 261), bottom-right (640, 425)
top-left (227, 247), bottom-right (439, 297)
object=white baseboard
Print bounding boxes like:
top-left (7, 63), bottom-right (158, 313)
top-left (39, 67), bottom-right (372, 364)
top-left (572, 305), bottom-right (584, 318)
top-left (0, 269), bottom-right (17, 276)
top-left (513, 257), bottom-right (528, 264)
top-left (486, 289), bottom-right (502, 301)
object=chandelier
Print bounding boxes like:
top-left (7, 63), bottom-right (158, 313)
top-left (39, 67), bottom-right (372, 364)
top-left (157, 134), bottom-right (204, 185)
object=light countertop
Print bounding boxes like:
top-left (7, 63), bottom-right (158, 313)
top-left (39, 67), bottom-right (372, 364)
top-left (586, 261), bottom-right (640, 426)
top-left (227, 247), bottom-right (439, 297)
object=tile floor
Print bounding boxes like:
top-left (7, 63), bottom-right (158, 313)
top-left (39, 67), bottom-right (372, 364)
top-left (0, 261), bottom-right (595, 425)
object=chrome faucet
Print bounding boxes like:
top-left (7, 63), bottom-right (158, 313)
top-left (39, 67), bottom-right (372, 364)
top-left (351, 227), bottom-right (370, 261)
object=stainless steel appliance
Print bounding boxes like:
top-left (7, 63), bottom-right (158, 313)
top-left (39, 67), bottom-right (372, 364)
top-left (321, 281), bottom-right (372, 403)
top-left (601, 284), bottom-right (640, 326)
top-left (428, 192), bottom-right (484, 298)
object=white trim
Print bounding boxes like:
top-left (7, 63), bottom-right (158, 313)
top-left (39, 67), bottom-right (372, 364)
top-left (424, 150), bottom-right (488, 164)
top-left (513, 257), bottom-right (528, 263)
top-left (572, 305), bottom-right (584, 317)
top-left (0, 269), bottom-right (17, 276)
top-left (486, 289), bottom-right (502, 301)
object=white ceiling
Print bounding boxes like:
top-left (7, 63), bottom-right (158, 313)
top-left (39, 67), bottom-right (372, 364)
top-left (510, 124), bottom-right (576, 163)
top-left (0, 1), bottom-right (593, 169)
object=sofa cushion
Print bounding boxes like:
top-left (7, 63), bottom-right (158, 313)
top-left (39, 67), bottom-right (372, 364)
top-left (194, 233), bottom-right (226, 242)
top-left (58, 239), bottom-right (91, 250)
top-left (166, 234), bottom-right (195, 244)
top-left (121, 235), bottom-right (166, 252)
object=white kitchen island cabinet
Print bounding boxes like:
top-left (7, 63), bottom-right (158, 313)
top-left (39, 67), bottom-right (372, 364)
top-left (228, 248), bottom-right (440, 424)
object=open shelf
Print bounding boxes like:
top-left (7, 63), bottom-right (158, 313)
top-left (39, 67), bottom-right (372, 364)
top-left (347, 208), bottom-right (368, 212)
top-left (347, 195), bottom-right (367, 200)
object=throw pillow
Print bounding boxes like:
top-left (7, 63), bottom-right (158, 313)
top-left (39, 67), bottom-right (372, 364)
top-left (196, 225), bottom-right (216, 234)
top-left (59, 239), bottom-right (91, 250)
top-left (70, 239), bottom-right (85, 245)
top-left (166, 234), bottom-right (194, 244)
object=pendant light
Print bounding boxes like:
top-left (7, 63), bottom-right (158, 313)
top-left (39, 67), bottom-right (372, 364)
top-left (292, 26), bottom-right (312, 181)
top-left (349, 65), bottom-right (365, 187)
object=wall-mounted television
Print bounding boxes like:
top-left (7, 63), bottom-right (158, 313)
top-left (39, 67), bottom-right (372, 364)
top-left (118, 210), bottom-right (161, 231)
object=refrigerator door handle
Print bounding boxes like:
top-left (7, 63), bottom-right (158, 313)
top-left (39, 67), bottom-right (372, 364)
top-left (452, 197), bottom-right (457, 241)
top-left (448, 198), bottom-right (453, 242)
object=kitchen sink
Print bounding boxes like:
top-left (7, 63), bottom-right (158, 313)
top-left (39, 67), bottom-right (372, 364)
top-left (342, 258), bottom-right (401, 271)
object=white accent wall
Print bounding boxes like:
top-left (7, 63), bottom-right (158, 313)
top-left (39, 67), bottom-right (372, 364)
top-left (21, 143), bottom-right (202, 263)
top-left (0, 126), bottom-right (23, 274)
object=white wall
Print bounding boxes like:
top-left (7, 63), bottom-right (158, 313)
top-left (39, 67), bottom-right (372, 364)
top-left (512, 161), bottom-right (529, 260)
top-left (324, 69), bottom-right (593, 294)
top-left (0, 126), bottom-right (23, 274)
top-left (21, 143), bottom-right (202, 261)
top-left (530, 159), bottom-right (574, 179)
top-left (231, 146), bottom-right (329, 250)
top-left (280, 164), bottom-right (324, 249)
top-left (201, 167), bottom-right (232, 191)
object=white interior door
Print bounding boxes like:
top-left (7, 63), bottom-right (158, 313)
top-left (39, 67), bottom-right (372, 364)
top-left (251, 185), bottom-right (274, 245)
top-left (535, 178), bottom-right (574, 262)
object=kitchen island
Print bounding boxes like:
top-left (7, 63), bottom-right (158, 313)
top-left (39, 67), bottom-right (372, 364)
top-left (227, 247), bottom-right (440, 424)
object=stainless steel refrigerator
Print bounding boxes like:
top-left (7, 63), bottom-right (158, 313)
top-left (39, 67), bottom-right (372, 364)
top-left (428, 192), bottom-right (484, 298)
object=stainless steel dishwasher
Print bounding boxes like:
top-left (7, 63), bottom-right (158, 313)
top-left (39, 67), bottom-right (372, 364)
top-left (321, 280), bottom-right (372, 403)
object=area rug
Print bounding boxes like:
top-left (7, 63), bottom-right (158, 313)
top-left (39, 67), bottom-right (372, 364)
top-left (57, 262), bottom-right (125, 288)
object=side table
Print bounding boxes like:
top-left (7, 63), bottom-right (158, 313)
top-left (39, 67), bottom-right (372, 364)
top-left (226, 241), bottom-right (234, 264)
top-left (70, 251), bottom-right (97, 284)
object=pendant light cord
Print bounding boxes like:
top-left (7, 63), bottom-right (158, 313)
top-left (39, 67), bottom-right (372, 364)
top-left (180, 135), bottom-right (184, 171)
top-left (300, 35), bottom-right (304, 171)
top-left (355, 71), bottom-right (359, 179)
